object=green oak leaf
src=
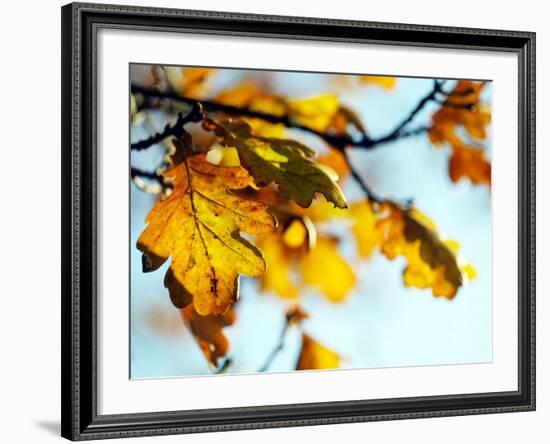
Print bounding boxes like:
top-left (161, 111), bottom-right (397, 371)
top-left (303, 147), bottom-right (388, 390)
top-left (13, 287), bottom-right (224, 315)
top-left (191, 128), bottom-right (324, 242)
top-left (208, 119), bottom-right (348, 209)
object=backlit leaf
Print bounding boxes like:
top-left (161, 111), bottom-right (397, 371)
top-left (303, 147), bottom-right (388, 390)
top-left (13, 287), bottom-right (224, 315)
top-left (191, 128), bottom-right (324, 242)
top-left (207, 119), bottom-right (347, 209)
top-left (350, 200), bottom-right (383, 258)
top-left (377, 203), bottom-right (475, 299)
top-left (137, 136), bottom-right (276, 315)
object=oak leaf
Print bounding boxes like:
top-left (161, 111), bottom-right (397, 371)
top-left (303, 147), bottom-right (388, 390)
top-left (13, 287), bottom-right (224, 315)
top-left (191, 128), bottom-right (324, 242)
top-left (259, 228), bottom-right (355, 303)
top-left (181, 305), bottom-right (236, 368)
top-left (258, 232), bottom-right (300, 299)
top-left (137, 137), bottom-right (276, 316)
top-left (429, 81), bottom-right (491, 145)
top-left (207, 119), bottom-right (347, 209)
top-left (350, 200), bottom-right (383, 258)
top-left (428, 80), bottom-right (491, 187)
top-left (296, 333), bottom-right (340, 370)
top-left (377, 203), bottom-right (475, 299)
top-left (286, 94), bottom-right (340, 132)
top-left (300, 236), bottom-right (356, 303)
top-left (215, 82), bottom-right (364, 136)
top-left (449, 145), bottom-right (491, 185)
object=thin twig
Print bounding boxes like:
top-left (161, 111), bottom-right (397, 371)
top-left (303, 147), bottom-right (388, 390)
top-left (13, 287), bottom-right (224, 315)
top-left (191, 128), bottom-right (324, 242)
top-left (130, 167), bottom-right (163, 182)
top-left (341, 149), bottom-right (384, 204)
top-left (370, 80), bottom-right (444, 146)
top-left (131, 102), bottom-right (203, 151)
top-left (258, 322), bottom-right (291, 373)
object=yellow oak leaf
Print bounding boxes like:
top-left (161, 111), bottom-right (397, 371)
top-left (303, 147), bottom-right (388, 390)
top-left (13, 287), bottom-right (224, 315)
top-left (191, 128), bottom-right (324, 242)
top-left (181, 305), bottom-right (236, 368)
top-left (286, 94), bottom-right (339, 132)
top-left (300, 236), bottom-right (356, 303)
top-left (377, 203), bottom-right (475, 299)
top-left (207, 119), bottom-right (347, 209)
top-left (214, 82), bottom-right (363, 136)
top-left (296, 333), bottom-right (340, 370)
top-left (137, 137), bottom-right (276, 315)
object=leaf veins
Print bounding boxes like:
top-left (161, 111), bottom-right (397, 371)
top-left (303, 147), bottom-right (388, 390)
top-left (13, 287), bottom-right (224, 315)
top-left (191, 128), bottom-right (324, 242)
top-left (137, 136), bottom-right (276, 316)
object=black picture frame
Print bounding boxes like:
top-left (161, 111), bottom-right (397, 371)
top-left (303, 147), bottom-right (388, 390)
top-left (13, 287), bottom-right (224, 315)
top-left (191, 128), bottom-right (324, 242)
top-left (61, 2), bottom-right (536, 440)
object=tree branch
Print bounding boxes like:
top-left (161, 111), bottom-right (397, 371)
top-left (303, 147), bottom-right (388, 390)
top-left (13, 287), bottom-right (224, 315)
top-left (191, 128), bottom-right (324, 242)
top-left (131, 80), bottom-right (457, 152)
top-left (131, 102), bottom-right (204, 151)
top-left (130, 80), bottom-right (475, 205)
top-left (132, 84), bottom-right (366, 150)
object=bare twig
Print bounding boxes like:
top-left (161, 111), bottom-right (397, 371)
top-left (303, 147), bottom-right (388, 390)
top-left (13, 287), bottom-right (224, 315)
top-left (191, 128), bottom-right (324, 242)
top-left (258, 322), bottom-right (291, 373)
top-left (258, 307), bottom-right (308, 372)
top-left (131, 102), bottom-right (204, 151)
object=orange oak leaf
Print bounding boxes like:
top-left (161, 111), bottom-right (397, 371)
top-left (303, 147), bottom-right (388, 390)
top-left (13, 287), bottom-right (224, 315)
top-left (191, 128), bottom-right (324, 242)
top-left (137, 136), bottom-right (276, 316)
top-left (428, 80), bottom-right (492, 187)
top-left (449, 145), bottom-right (491, 185)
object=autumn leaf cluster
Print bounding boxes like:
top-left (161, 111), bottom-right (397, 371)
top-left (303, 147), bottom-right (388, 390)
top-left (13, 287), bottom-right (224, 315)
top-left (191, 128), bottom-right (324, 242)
top-left (131, 67), bottom-right (491, 371)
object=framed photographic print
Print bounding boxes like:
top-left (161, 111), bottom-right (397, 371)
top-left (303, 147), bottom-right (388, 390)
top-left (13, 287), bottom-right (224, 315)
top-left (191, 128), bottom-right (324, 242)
top-left (61, 2), bottom-right (536, 440)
